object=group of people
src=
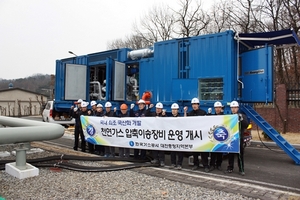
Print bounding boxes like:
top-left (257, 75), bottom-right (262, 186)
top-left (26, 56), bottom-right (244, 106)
top-left (70, 97), bottom-right (249, 176)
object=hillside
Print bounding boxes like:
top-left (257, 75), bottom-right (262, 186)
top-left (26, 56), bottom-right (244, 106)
top-left (0, 74), bottom-right (52, 97)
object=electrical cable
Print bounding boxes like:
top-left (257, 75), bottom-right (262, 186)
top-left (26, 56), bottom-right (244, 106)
top-left (255, 126), bottom-right (285, 154)
top-left (0, 154), bottom-right (157, 172)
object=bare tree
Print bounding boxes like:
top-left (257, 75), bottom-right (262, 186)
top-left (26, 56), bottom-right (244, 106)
top-left (17, 100), bottom-right (21, 117)
top-left (133, 4), bottom-right (175, 43)
top-left (173, 0), bottom-right (210, 37)
top-left (107, 34), bottom-right (152, 50)
top-left (36, 95), bottom-right (45, 115)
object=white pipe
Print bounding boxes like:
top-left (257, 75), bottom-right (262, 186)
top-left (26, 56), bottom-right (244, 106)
top-left (0, 116), bottom-right (65, 144)
top-left (90, 81), bottom-right (105, 100)
top-left (127, 49), bottom-right (154, 60)
top-left (235, 32), bottom-right (244, 89)
top-left (129, 77), bottom-right (139, 96)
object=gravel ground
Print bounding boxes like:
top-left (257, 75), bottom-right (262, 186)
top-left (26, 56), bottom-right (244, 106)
top-left (0, 144), bottom-right (257, 200)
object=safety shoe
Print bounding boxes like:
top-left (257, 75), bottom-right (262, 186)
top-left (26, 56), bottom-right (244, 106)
top-left (216, 166), bottom-right (222, 171)
top-left (176, 165), bottom-right (182, 170)
top-left (208, 166), bottom-right (215, 172)
top-left (151, 159), bottom-right (159, 164)
top-left (73, 147), bottom-right (78, 151)
top-left (169, 164), bottom-right (176, 169)
top-left (160, 161), bottom-right (165, 167)
top-left (204, 167), bottom-right (210, 173)
top-left (192, 165), bottom-right (199, 170)
top-left (224, 169), bottom-right (233, 174)
top-left (239, 171), bottom-right (245, 176)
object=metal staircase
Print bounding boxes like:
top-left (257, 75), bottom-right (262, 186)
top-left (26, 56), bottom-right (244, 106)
top-left (241, 104), bottom-right (300, 165)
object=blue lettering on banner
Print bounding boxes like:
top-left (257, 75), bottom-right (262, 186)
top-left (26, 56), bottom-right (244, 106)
top-left (130, 142), bottom-right (193, 149)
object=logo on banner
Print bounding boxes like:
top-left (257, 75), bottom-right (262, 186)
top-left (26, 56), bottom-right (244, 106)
top-left (209, 125), bottom-right (229, 142)
top-left (129, 141), bottom-right (134, 147)
top-left (86, 124), bottom-right (96, 137)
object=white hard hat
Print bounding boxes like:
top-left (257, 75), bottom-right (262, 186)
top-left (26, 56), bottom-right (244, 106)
top-left (138, 99), bottom-right (146, 104)
top-left (81, 101), bottom-right (89, 108)
top-left (105, 102), bottom-right (112, 107)
top-left (91, 101), bottom-right (97, 106)
top-left (77, 99), bottom-right (83, 103)
top-left (230, 101), bottom-right (239, 107)
top-left (171, 103), bottom-right (179, 109)
top-left (214, 101), bottom-right (222, 107)
top-left (97, 104), bottom-right (103, 108)
top-left (155, 102), bottom-right (163, 109)
top-left (191, 98), bottom-right (200, 104)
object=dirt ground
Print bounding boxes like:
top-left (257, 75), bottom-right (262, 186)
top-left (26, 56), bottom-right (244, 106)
top-left (251, 130), bottom-right (300, 144)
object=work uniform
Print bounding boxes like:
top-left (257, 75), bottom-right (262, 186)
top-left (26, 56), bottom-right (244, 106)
top-left (92, 108), bottom-right (105, 155)
top-left (187, 109), bottom-right (208, 169)
top-left (209, 113), bottom-right (224, 170)
top-left (118, 111), bottom-right (130, 158)
top-left (170, 113), bottom-right (184, 169)
top-left (227, 112), bottom-right (249, 173)
top-left (71, 107), bottom-right (86, 152)
top-left (130, 106), bottom-right (147, 159)
top-left (104, 109), bottom-right (117, 157)
top-left (147, 109), bottom-right (167, 166)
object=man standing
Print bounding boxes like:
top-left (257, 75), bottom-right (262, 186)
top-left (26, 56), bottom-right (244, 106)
top-left (118, 103), bottom-right (130, 158)
top-left (130, 99), bottom-right (148, 159)
top-left (184, 97), bottom-right (208, 172)
top-left (104, 101), bottom-right (117, 157)
top-left (147, 102), bottom-right (167, 167)
top-left (169, 103), bottom-right (184, 170)
top-left (209, 101), bottom-right (224, 171)
top-left (225, 101), bottom-right (249, 176)
top-left (70, 99), bottom-right (85, 152)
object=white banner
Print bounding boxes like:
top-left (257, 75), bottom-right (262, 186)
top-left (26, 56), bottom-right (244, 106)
top-left (81, 115), bottom-right (240, 153)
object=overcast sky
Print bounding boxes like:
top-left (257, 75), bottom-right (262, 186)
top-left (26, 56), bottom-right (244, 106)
top-left (0, 0), bottom-right (212, 80)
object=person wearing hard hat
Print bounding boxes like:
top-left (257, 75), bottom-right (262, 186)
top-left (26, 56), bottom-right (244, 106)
top-left (73, 101), bottom-right (90, 152)
top-left (104, 101), bottom-right (117, 157)
top-left (147, 102), bottom-right (167, 167)
top-left (209, 101), bottom-right (224, 172)
top-left (169, 103), bottom-right (184, 170)
top-left (85, 100), bottom-right (98, 154)
top-left (130, 99), bottom-right (148, 160)
top-left (70, 99), bottom-right (84, 152)
top-left (89, 101), bottom-right (98, 116)
top-left (118, 103), bottom-right (130, 158)
top-left (147, 102), bottom-right (166, 117)
top-left (184, 97), bottom-right (209, 172)
top-left (93, 103), bottom-right (105, 156)
top-left (130, 99), bottom-right (147, 117)
top-left (95, 103), bottom-right (104, 117)
top-left (225, 100), bottom-right (249, 176)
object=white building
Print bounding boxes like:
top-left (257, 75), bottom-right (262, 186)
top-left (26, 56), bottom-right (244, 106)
top-left (0, 88), bottom-right (48, 116)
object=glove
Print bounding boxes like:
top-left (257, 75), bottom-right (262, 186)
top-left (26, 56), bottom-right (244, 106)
top-left (208, 108), bottom-right (212, 114)
top-left (114, 107), bottom-right (117, 112)
top-left (74, 107), bottom-right (78, 112)
top-left (130, 104), bottom-right (135, 109)
top-left (149, 104), bottom-right (154, 108)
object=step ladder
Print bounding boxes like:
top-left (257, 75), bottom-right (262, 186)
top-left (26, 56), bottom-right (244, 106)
top-left (241, 104), bottom-right (300, 165)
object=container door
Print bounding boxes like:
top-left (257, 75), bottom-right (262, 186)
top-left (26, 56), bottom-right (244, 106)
top-left (65, 64), bottom-right (87, 100)
top-left (240, 46), bottom-right (273, 103)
